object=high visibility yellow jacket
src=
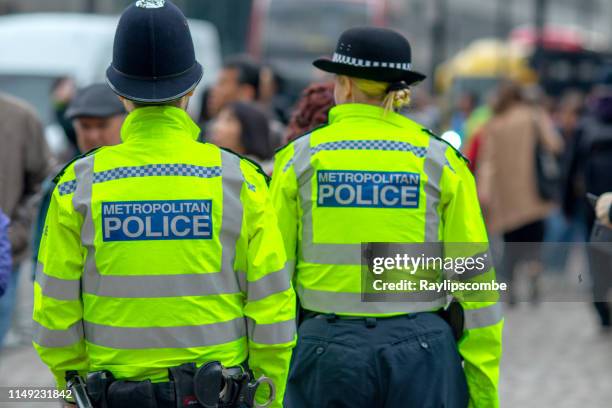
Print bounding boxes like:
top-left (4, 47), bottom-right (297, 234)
top-left (33, 106), bottom-right (296, 407)
top-left (270, 103), bottom-right (503, 408)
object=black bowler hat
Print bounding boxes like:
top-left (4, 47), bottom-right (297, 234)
top-left (106, 0), bottom-right (203, 103)
top-left (65, 84), bottom-right (126, 120)
top-left (313, 27), bottom-right (426, 85)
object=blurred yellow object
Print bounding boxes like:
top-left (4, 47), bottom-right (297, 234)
top-left (436, 39), bottom-right (538, 93)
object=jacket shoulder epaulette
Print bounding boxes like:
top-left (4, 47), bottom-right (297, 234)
top-left (219, 146), bottom-right (270, 185)
top-left (421, 128), bottom-right (470, 165)
top-left (52, 147), bottom-right (104, 185)
top-left (274, 122), bottom-right (330, 155)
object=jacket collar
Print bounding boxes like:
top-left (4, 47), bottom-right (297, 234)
top-left (328, 103), bottom-right (415, 128)
top-left (120, 106), bottom-right (201, 143)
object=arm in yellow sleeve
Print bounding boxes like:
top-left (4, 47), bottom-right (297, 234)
top-left (241, 163), bottom-right (297, 408)
top-left (32, 173), bottom-right (88, 390)
top-left (269, 145), bottom-right (299, 281)
top-left (441, 151), bottom-right (503, 408)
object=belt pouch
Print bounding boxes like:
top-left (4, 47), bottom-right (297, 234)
top-left (107, 380), bottom-right (158, 408)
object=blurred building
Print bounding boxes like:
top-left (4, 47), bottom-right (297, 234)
top-left (0, 0), bottom-right (611, 95)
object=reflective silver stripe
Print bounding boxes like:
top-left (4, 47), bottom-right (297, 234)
top-left (79, 152), bottom-right (245, 299)
top-left (220, 151), bottom-right (244, 285)
top-left (35, 262), bottom-right (81, 301)
top-left (84, 318), bottom-right (246, 349)
top-left (241, 261), bottom-right (294, 302)
top-left (294, 135), bottom-right (363, 265)
top-left (32, 321), bottom-right (84, 348)
top-left (422, 139), bottom-right (447, 242)
top-left (297, 286), bottom-right (447, 315)
top-left (74, 156), bottom-right (98, 300)
top-left (82, 272), bottom-right (240, 298)
top-left (246, 318), bottom-right (296, 345)
top-left (464, 303), bottom-right (503, 330)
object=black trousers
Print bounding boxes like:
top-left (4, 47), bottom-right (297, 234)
top-left (285, 313), bottom-right (469, 408)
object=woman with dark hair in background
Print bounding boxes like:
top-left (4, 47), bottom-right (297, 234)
top-left (208, 102), bottom-right (274, 173)
top-left (284, 82), bottom-right (335, 144)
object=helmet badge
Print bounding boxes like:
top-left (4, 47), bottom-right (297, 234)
top-left (135, 0), bottom-right (165, 9)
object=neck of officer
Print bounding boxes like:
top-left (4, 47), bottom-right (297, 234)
top-left (120, 95), bottom-right (190, 113)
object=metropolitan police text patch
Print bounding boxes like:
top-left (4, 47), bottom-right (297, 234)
top-left (102, 200), bottom-right (212, 241)
top-left (317, 170), bottom-right (420, 209)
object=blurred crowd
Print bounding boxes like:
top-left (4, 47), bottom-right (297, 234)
top-left (2, 52), bottom-right (612, 354)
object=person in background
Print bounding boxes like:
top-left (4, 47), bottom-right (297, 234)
top-left (541, 91), bottom-right (587, 272)
top-left (259, 65), bottom-right (291, 125)
top-left (0, 92), bottom-right (50, 347)
top-left (32, 83), bottom-right (127, 271)
top-left (0, 210), bottom-right (11, 298)
top-left (284, 82), bottom-right (335, 144)
top-left (477, 81), bottom-right (563, 304)
top-left (450, 92), bottom-right (478, 141)
top-left (208, 102), bottom-right (274, 173)
top-left (405, 87), bottom-right (440, 131)
top-left (207, 56), bottom-right (285, 150)
top-left (564, 70), bottom-right (612, 329)
top-left (208, 55), bottom-right (261, 118)
top-left (51, 77), bottom-right (78, 160)
top-left (65, 83), bottom-right (127, 152)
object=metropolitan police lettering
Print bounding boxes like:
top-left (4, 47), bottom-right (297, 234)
top-left (317, 170), bottom-right (420, 208)
top-left (102, 200), bottom-right (212, 241)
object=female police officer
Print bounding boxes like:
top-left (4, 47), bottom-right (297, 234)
top-left (270, 27), bottom-right (503, 407)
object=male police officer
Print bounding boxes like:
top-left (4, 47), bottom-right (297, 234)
top-left (33, 2), bottom-right (295, 407)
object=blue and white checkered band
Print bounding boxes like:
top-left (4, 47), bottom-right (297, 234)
top-left (332, 53), bottom-right (412, 71)
top-left (135, 0), bottom-right (165, 9)
top-left (56, 164), bottom-right (222, 196)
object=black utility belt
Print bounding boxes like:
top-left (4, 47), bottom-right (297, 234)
top-left (67, 361), bottom-right (275, 408)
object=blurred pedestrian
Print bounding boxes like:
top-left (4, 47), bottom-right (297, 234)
top-left (564, 70), bottom-right (612, 329)
top-left (0, 210), bottom-right (11, 298)
top-left (477, 81), bottom-right (563, 304)
top-left (31, 84), bottom-right (127, 273)
top-left (207, 56), bottom-right (285, 150)
top-left (209, 55), bottom-right (261, 118)
top-left (450, 92), bottom-right (478, 141)
top-left (0, 93), bottom-right (50, 347)
top-left (51, 77), bottom-right (78, 160)
top-left (65, 83), bottom-right (126, 152)
top-left (259, 65), bottom-right (292, 124)
top-left (541, 91), bottom-right (587, 270)
top-left (208, 102), bottom-right (274, 173)
top-left (405, 87), bottom-right (440, 131)
top-left (284, 82), bottom-right (335, 144)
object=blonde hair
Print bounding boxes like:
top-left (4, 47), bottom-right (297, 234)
top-left (351, 77), bottom-right (412, 112)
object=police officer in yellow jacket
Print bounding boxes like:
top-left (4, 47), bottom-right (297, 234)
top-left (270, 27), bottom-right (503, 407)
top-left (33, 2), bottom-right (295, 407)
